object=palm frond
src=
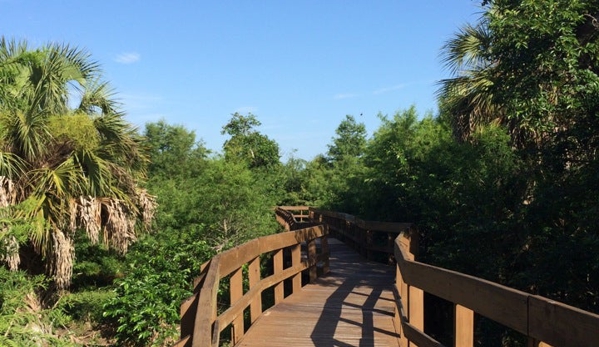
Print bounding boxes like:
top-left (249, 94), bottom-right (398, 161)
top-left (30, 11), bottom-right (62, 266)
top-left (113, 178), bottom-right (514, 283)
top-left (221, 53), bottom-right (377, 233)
top-left (74, 149), bottom-right (111, 197)
top-left (136, 188), bottom-right (156, 230)
top-left (102, 198), bottom-right (136, 254)
top-left (2, 110), bottom-right (51, 162)
top-left (77, 79), bottom-right (123, 116)
top-left (441, 22), bottom-right (493, 76)
top-left (49, 228), bottom-right (74, 290)
top-left (1, 234), bottom-right (20, 270)
top-left (0, 153), bottom-right (25, 181)
top-left (72, 196), bottom-right (101, 244)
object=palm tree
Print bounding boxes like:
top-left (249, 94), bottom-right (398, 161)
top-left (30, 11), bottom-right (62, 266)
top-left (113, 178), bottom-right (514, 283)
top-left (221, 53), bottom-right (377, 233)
top-left (0, 37), bottom-right (155, 290)
top-left (437, 19), bottom-right (505, 142)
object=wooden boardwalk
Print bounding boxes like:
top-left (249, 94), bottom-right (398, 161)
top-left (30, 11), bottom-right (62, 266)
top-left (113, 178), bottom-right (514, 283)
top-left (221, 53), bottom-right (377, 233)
top-left (237, 238), bottom-right (400, 347)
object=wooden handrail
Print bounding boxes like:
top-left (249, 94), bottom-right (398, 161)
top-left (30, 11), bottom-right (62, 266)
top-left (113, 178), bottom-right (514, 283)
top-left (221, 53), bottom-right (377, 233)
top-left (313, 209), bottom-right (599, 347)
top-left (310, 209), bottom-right (411, 263)
top-left (275, 206), bottom-right (315, 227)
top-left (394, 231), bottom-right (599, 347)
top-left (174, 207), bottom-right (329, 347)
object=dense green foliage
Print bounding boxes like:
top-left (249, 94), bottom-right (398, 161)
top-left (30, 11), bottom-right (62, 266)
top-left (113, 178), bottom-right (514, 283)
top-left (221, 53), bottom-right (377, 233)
top-left (103, 120), bottom-right (282, 346)
top-left (222, 112), bottom-right (281, 169)
top-left (3, 2), bottom-right (599, 346)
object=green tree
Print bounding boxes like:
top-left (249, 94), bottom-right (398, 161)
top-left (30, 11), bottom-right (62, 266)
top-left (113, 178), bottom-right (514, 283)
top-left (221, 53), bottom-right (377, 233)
top-left (221, 112), bottom-right (280, 169)
top-left (144, 120), bottom-right (208, 177)
top-left (437, 0), bottom-right (599, 324)
top-left (304, 115), bottom-right (368, 212)
top-left (105, 139), bottom-right (280, 345)
top-left (0, 38), bottom-right (155, 290)
top-left (326, 115), bottom-right (367, 163)
top-left (437, 18), bottom-right (505, 142)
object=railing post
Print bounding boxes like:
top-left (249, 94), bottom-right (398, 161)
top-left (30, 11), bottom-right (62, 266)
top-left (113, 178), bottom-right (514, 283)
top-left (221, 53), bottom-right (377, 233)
top-left (248, 256), bottom-right (262, 323)
top-left (291, 244), bottom-right (302, 293)
top-left (396, 265), bottom-right (409, 347)
top-left (401, 229), bottom-right (423, 347)
top-left (193, 257), bottom-right (220, 347)
top-left (455, 304), bottom-right (474, 347)
top-left (229, 268), bottom-right (244, 344)
top-left (273, 249), bottom-right (284, 303)
top-left (321, 226), bottom-right (330, 275)
top-left (408, 285), bottom-right (424, 347)
top-left (366, 229), bottom-right (373, 260)
top-left (308, 238), bottom-right (317, 283)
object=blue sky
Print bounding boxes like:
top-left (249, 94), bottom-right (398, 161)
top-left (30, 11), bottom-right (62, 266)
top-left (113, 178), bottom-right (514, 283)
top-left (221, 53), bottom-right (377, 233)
top-left (2, 1), bottom-right (481, 160)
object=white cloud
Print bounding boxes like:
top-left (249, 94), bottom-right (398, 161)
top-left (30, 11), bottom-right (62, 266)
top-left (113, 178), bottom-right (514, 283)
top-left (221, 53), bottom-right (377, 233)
top-left (115, 52), bottom-right (140, 64)
top-left (333, 93), bottom-right (359, 100)
top-left (372, 84), bottom-right (406, 95)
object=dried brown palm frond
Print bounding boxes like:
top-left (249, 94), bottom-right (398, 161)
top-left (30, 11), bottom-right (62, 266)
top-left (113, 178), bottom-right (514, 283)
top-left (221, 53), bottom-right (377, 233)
top-left (2, 233), bottom-right (20, 270)
top-left (72, 196), bottom-right (101, 244)
top-left (103, 198), bottom-right (136, 254)
top-left (49, 229), bottom-right (74, 290)
top-left (136, 188), bottom-right (156, 229)
top-left (0, 176), bottom-right (16, 207)
top-left (69, 197), bottom-right (77, 233)
top-left (0, 176), bottom-right (19, 270)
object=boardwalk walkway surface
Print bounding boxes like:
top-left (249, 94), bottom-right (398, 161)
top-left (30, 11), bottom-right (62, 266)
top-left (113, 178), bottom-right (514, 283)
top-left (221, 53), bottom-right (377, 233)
top-left (237, 238), bottom-right (400, 347)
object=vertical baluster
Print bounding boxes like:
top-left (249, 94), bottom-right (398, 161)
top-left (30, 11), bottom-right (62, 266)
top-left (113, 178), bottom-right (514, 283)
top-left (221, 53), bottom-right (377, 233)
top-left (273, 249), bottom-right (284, 303)
top-left (321, 229), bottom-right (330, 275)
top-left (291, 244), bottom-right (302, 293)
top-left (400, 266), bottom-right (410, 346)
top-left (408, 285), bottom-right (424, 347)
top-left (455, 304), bottom-right (473, 347)
top-left (248, 256), bottom-right (261, 323)
top-left (396, 265), bottom-right (408, 347)
top-left (229, 268), bottom-right (244, 344)
top-left (366, 229), bottom-right (373, 260)
top-left (308, 238), bottom-right (317, 283)
top-left (401, 230), bottom-right (424, 347)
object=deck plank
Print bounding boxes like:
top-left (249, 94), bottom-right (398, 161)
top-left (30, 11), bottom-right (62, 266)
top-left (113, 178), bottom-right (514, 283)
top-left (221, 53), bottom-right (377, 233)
top-left (237, 238), bottom-right (400, 347)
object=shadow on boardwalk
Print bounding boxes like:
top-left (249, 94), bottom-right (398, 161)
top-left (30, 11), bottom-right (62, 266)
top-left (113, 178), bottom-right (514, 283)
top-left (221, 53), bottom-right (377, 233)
top-left (238, 238), bottom-right (400, 347)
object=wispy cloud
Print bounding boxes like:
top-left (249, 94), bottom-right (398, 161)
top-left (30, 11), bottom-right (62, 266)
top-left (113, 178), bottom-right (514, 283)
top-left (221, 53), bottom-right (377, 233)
top-left (115, 52), bottom-right (140, 64)
top-left (372, 84), bottom-right (406, 95)
top-left (333, 93), bottom-right (359, 100)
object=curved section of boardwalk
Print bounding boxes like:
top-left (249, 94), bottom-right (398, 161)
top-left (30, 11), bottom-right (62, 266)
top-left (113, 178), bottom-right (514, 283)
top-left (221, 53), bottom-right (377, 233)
top-left (237, 238), bottom-right (400, 347)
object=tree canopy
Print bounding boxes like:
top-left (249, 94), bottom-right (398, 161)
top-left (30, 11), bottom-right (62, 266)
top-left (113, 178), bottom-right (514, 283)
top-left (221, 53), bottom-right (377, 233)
top-left (221, 112), bottom-right (280, 169)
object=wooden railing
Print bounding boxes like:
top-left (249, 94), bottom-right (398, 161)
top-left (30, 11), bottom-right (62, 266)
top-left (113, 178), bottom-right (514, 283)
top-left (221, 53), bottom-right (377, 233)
top-left (276, 205), bottom-right (312, 224)
top-left (310, 209), bottom-right (411, 263)
top-left (313, 209), bottom-right (599, 347)
top-left (274, 206), bottom-right (320, 231)
top-left (174, 207), bottom-right (329, 347)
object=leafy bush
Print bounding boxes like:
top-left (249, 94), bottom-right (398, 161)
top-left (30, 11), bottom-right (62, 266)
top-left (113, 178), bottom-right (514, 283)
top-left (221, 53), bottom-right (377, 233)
top-left (103, 232), bottom-right (213, 346)
top-left (58, 289), bottom-right (116, 323)
top-left (0, 269), bottom-right (76, 346)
